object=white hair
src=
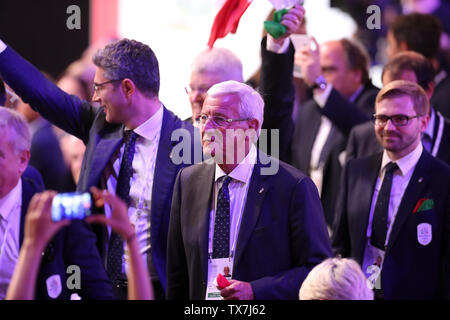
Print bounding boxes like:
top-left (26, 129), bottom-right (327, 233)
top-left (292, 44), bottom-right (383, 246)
top-left (299, 258), bottom-right (374, 300)
top-left (191, 47), bottom-right (244, 83)
top-left (0, 107), bottom-right (31, 153)
top-left (207, 80), bottom-right (264, 135)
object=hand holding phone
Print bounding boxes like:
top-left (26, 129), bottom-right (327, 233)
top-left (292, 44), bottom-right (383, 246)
top-left (51, 192), bottom-right (94, 222)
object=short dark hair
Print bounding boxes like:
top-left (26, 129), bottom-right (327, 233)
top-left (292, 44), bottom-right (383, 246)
top-left (93, 38), bottom-right (160, 97)
top-left (340, 38), bottom-right (370, 84)
top-left (382, 51), bottom-right (435, 91)
top-left (0, 76), bottom-right (6, 106)
top-left (390, 13), bottom-right (442, 59)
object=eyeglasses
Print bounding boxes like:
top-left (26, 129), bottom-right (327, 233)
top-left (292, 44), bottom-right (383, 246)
top-left (93, 79), bottom-right (123, 92)
top-left (197, 114), bottom-right (252, 127)
top-left (185, 85), bottom-right (209, 96)
top-left (373, 114), bottom-right (423, 127)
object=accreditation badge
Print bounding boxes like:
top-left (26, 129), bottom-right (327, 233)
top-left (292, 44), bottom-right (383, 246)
top-left (417, 223), bottom-right (432, 246)
top-left (205, 258), bottom-right (233, 300)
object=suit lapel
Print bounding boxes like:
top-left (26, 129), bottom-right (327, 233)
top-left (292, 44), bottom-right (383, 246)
top-left (233, 161), bottom-right (271, 268)
top-left (293, 104), bottom-right (321, 171)
top-left (191, 162), bottom-right (216, 281)
top-left (386, 151), bottom-right (431, 251)
top-left (150, 108), bottom-right (179, 243)
top-left (87, 129), bottom-right (123, 189)
top-left (353, 153), bottom-right (382, 262)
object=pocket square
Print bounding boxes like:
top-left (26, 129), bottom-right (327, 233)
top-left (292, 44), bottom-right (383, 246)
top-left (413, 198), bottom-right (434, 213)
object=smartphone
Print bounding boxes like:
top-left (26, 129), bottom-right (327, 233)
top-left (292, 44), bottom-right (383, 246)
top-left (290, 34), bottom-right (311, 51)
top-left (51, 192), bottom-right (93, 222)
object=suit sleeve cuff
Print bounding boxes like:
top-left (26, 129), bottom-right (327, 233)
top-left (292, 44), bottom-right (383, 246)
top-left (0, 40), bottom-right (7, 54)
top-left (266, 36), bottom-right (290, 54)
top-left (313, 84), bottom-right (333, 108)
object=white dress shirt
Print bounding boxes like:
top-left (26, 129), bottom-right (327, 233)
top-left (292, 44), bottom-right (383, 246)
top-left (207, 146), bottom-right (257, 278)
top-left (362, 143), bottom-right (423, 278)
top-left (0, 179), bottom-right (22, 300)
top-left (105, 105), bottom-right (163, 279)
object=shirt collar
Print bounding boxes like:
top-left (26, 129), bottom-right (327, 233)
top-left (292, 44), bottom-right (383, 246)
top-left (381, 143), bottom-right (423, 177)
top-left (349, 85), bottom-right (364, 103)
top-left (0, 178), bottom-right (22, 221)
top-left (424, 107), bottom-right (435, 139)
top-left (127, 104), bottom-right (163, 141)
top-left (214, 145), bottom-right (257, 185)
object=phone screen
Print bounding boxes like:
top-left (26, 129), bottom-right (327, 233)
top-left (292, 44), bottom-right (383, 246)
top-left (51, 192), bottom-right (93, 222)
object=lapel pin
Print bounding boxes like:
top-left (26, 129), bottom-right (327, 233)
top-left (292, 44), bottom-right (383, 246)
top-left (418, 177), bottom-right (423, 183)
top-left (258, 187), bottom-right (264, 194)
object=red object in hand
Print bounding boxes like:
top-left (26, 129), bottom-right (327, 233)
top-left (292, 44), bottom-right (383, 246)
top-left (207, 0), bottom-right (253, 48)
top-left (216, 273), bottom-right (231, 289)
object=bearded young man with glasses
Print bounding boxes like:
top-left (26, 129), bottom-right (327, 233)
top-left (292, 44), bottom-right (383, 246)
top-left (167, 80), bottom-right (332, 300)
top-left (332, 80), bottom-right (450, 299)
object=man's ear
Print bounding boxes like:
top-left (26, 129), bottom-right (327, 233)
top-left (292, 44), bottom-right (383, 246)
top-left (121, 79), bottom-right (136, 99)
top-left (399, 40), bottom-right (409, 51)
top-left (18, 149), bottom-right (30, 175)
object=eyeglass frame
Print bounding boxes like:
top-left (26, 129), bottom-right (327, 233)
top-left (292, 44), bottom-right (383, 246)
top-left (93, 79), bottom-right (123, 93)
top-left (184, 85), bottom-right (210, 96)
top-left (196, 113), bottom-right (253, 127)
top-left (372, 113), bottom-right (424, 127)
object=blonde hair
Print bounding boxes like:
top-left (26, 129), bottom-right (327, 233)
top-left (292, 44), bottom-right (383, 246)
top-left (299, 258), bottom-right (374, 300)
top-left (376, 80), bottom-right (430, 115)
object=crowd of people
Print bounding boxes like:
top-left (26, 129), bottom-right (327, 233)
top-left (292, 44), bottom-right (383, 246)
top-left (0, 1), bottom-right (449, 300)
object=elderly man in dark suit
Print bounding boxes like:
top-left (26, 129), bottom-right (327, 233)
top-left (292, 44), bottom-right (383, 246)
top-left (167, 81), bottom-right (331, 300)
top-left (346, 51), bottom-right (450, 166)
top-left (0, 107), bottom-right (113, 300)
top-left (0, 38), bottom-right (199, 299)
top-left (332, 80), bottom-right (450, 299)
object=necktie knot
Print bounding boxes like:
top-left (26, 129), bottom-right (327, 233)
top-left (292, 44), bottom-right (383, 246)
top-left (222, 176), bottom-right (232, 188)
top-left (385, 162), bottom-right (398, 174)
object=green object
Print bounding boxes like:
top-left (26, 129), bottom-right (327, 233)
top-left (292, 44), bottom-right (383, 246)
top-left (264, 8), bottom-right (289, 39)
top-left (417, 199), bottom-right (434, 212)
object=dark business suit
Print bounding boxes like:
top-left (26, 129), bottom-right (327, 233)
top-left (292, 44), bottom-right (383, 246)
top-left (19, 167), bottom-right (114, 299)
top-left (29, 119), bottom-right (70, 191)
top-left (431, 73), bottom-right (450, 118)
top-left (167, 154), bottom-right (332, 300)
top-left (346, 110), bottom-right (450, 166)
top-left (0, 46), bottom-right (200, 293)
top-left (332, 150), bottom-right (450, 299)
top-left (260, 37), bottom-right (378, 226)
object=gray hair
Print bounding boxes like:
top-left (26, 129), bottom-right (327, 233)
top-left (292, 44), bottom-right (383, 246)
top-left (0, 107), bottom-right (31, 153)
top-left (191, 48), bottom-right (244, 83)
top-left (93, 38), bottom-right (160, 97)
top-left (207, 80), bottom-right (264, 136)
top-left (299, 258), bottom-right (374, 300)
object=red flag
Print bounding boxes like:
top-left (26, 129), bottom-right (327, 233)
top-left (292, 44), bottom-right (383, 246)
top-left (207, 0), bottom-right (253, 48)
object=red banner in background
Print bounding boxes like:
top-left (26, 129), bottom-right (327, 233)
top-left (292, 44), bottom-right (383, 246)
top-left (207, 0), bottom-right (253, 48)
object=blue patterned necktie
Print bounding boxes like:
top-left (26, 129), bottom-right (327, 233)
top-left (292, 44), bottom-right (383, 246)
top-left (371, 162), bottom-right (399, 250)
top-left (107, 130), bottom-right (138, 282)
top-left (212, 176), bottom-right (232, 259)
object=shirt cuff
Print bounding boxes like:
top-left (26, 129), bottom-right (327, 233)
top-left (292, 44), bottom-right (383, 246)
top-left (313, 84), bottom-right (333, 108)
top-left (0, 40), bottom-right (7, 54)
top-left (266, 36), bottom-right (290, 54)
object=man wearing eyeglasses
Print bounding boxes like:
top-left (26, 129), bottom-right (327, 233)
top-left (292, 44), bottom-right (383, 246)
top-left (167, 80), bottom-right (332, 300)
top-left (332, 80), bottom-right (450, 299)
top-left (0, 38), bottom-right (199, 300)
top-left (185, 47), bottom-right (244, 126)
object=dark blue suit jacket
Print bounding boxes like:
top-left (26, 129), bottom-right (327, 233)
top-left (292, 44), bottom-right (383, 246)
top-left (167, 154), bottom-right (332, 300)
top-left (332, 150), bottom-right (450, 299)
top-left (0, 46), bottom-right (200, 292)
top-left (20, 166), bottom-right (113, 299)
